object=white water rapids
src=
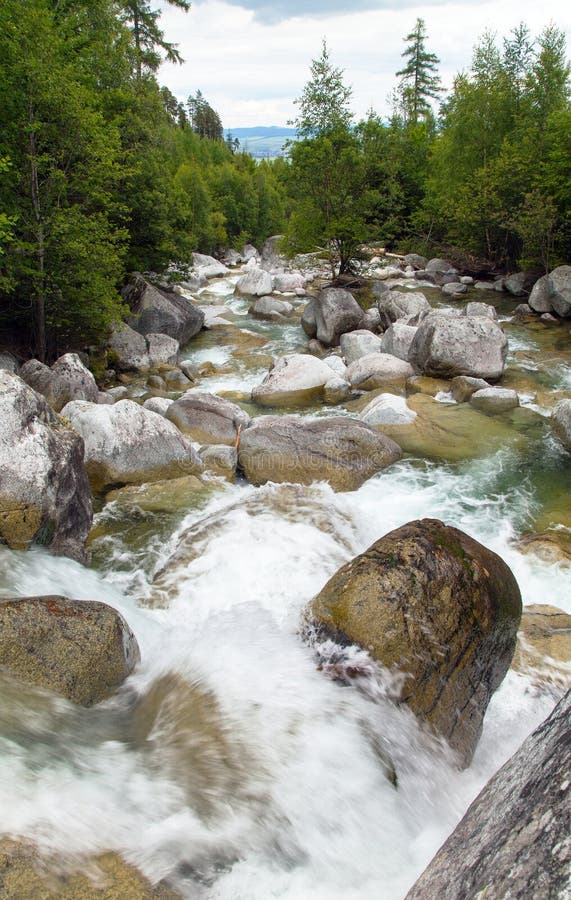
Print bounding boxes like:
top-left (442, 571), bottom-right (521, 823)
top-left (0, 449), bottom-right (566, 898)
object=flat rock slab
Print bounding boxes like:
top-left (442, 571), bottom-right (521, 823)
top-left (238, 416), bottom-right (401, 492)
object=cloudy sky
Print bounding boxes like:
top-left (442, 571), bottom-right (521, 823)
top-left (158, 0), bottom-right (570, 128)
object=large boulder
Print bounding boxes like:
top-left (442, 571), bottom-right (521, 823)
top-left (107, 322), bottom-right (151, 371)
top-left (192, 251), bottom-right (229, 279)
top-left (381, 322), bottom-right (417, 362)
top-left (404, 253), bottom-right (427, 269)
top-left (61, 399), bottom-right (203, 490)
top-left (166, 391), bottom-right (250, 445)
top-left (347, 352), bottom-right (414, 390)
top-left (470, 387), bottom-right (519, 414)
top-left (272, 272), bottom-right (305, 292)
top-left (249, 296), bottom-right (294, 321)
top-left (146, 333), bottom-right (179, 368)
top-left (0, 351), bottom-right (18, 373)
top-left (235, 268), bottom-right (273, 296)
top-left (0, 372), bottom-right (92, 561)
top-left (308, 519), bottom-right (522, 765)
top-left (123, 272), bottom-right (204, 343)
top-left (406, 690), bottom-right (571, 899)
top-left (0, 840), bottom-right (177, 899)
top-left (238, 416), bottom-right (401, 492)
top-left (340, 330), bottom-right (382, 365)
top-left (313, 288), bottom-right (365, 346)
top-left (409, 314), bottom-right (508, 381)
top-left (377, 291), bottom-right (430, 329)
top-left (529, 265), bottom-right (571, 317)
top-left (425, 257), bottom-right (457, 275)
top-left (504, 271), bottom-right (528, 296)
top-left (301, 299), bottom-right (317, 337)
top-left (551, 398), bottom-right (571, 451)
top-left (252, 354), bottom-right (336, 408)
top-left (0, 595), bottom-right (140, 706)
top-left (360, 393), bottom-right (417, 427)
top-left (20, 354), bottom-right (98, 412)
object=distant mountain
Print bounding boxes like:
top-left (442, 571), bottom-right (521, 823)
top-left (224, 126), bottom-right (297, 158)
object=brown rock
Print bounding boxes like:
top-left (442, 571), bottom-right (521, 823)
top-left (511, 604), bottom-right (571, 692)
top-left (308, 519), bottom-right (522, 765)
top-left (0, 596), bottom-right (140, 706)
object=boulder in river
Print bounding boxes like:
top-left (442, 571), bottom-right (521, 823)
top-left (0, 372), bottom-right (92, 561)
top-left (529, 265), bottom-right (571, 317)
top-left (347, 353), bottom-right (414, 391)
top-left (238, 416), bottom-right (401, 491)
top-left (235, 268), bottom-right (273, 296)
top-left (308, 518), bottom-right (522, 766)
top-left (340, 330), bottom-right (382, 365)
top-left (0, 595), bottom-right (140, 706)
top-left (409, 314), bottom-right (508, 381)
top-left (252, 354), bottom-right (336, 408)
top-left (166, 391), bottom-right (250, 445)
top-left (377, 291), bottom-right (430, 329)
top-left (249, 296), bottom-right (294, 321)
top-left (61, 399), bottom-right (203, 490)
top-left (192, 252), bottom-right (229, 279)
top-left (20, 353), bottom-right (98, 412)
top-left (380, 323), bottom-right (417, 362)
top-left (301, 299), bottom-right (317, 338)
top-left (551, 398), bottom-right (571, 451)
top-left (123, 272), bottom-right (204, 344)
top-left (469, 387), bottom-right (519, 414)
top-left (313, 287), bottom-right (365, 346)
top-left (405, 689), bottom-right (571, 899)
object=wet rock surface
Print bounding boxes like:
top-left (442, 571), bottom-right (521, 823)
top-left (406, 690), bottom-right (571, 899)
top-left (166, 391), bottom-right (249, 445)
top-left (0, 595), bottom-right (140, 706)
top-left (409, 314), bottom-right (508, 380)
top-left (0, 372), bottom-right (92, 561)
top-left (308, 518), bottom-right (522, 765)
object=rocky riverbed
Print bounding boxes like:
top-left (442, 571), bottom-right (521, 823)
top-left (0, 245), bottom-right (569, 898)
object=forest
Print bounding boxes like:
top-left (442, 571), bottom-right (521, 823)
top-left (0, 0), bottom-right (569, 360)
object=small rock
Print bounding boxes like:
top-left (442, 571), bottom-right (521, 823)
top-left (470, 387), bottom-right (519, 414)
top-left (347, 353), bottom-right (414, 390)
top-left (340, 330), bottom-right (382, 365)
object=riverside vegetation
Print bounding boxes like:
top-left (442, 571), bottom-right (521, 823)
top-left (0, 4), bottom-right (570, 899)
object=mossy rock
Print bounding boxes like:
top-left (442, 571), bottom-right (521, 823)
top-left (308, 518), bottom-right (522, 766)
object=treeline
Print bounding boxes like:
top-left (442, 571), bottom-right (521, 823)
top-left (284, 23), bottom-right (570, 275)
top-left (0, 0), bottom-right (286, 359)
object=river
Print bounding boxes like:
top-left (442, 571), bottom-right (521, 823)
top-left (0, 274), bottom-right (569, 898)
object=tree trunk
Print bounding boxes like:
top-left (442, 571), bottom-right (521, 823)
top-left (28, 104), bottom-right (47, 363)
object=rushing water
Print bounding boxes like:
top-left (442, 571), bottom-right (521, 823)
top-left (0, 276), bottom-right (569, 898)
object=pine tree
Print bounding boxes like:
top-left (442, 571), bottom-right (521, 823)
top-left (396, 18), bottom-right (442, 123)
top-left (291, 39), bottom-right (353, 138)
top-left (120, 0), bottom-right (190, 81)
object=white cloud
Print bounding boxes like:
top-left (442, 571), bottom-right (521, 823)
top-left (158, 0), bottom-right (571, 127)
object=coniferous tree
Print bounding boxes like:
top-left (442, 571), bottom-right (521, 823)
top-left (396, 18), bottom-right (442, 123)
top-left (120, 0), bottom-right (190, 81)
top-left (291, 39), bottom-right (353, 138)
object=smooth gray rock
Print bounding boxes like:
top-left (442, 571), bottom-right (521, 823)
top-left (406, 690), bottom-right (571, 899)
top-left (107, 322), bottom-right (151, 372)
top-left (235, 268), bottom-right (273, 296)
top-left (166, 392), bottom-right (250, 445)
top-left (314, 288), bottom-right (365, 346)
top-left (0, 595), bottom-right (140, 706)
top-left (20, 353), bottom-right (98, 412)
top-left (142, 397), bottom-right (174, 417)
top-left (404, 253), bottom-right (427, 269)
top-left (123, 273), bottom-right (204, 344)
top-left (550, 265), bottom-right (571, 317)
top-left (377, 291), bottom-right (430, 329)
top-left (323, 375), bottom-right (351, 404)
top-left (362, 307), bottom-right (382, 332)
top-left (409, 314), bottom-right (508, 381)
top-left (272, 273), bottom-right (305, 292)
top-left (465, 301), bottom-right (497, 319)
top-left (442, 282), bottom-right (467, 296)
top-left (146, 333), bottom-right (179, 368)
top-left (323, 355), bottom-right (348, 378)
top-left (249, 296), bottom-right (294, 320)
top-left (198, 444), bottom-right (238, 479)
top-left (0, 352), bottom-right (19, 373)
top-left (451, 376), bottom-right (491, 403)
top-left (425, 258), bottom-right (457, 274)
top-left (301, 299), bottom-right (317, 338)
top-left (381, 322), bottom-right (418, 362)
top-left (504, 271), bottom-right (528, 296)
top-left (238, 415), bottom-right (401, 492)
top-left (0, 372), bottom-right (92, 561)
top-left (252, 354), bottom-right (335, 407)
top-left (192, 252), bottom-right (229, 279)
top-left (551, 399), bottom-right (571, 451)
top-left (360, 393), bottom-right (417, 426)
top-left (528, 273), bottom-right (553, 313)
top-left (470, 387), bottom-right (519, 414)
top-left (340, 330), bottom-right (382, 365)
top-left (62, 399), bottom-right (203, 490)
top-left (347, 352), bottom-right (414, 390)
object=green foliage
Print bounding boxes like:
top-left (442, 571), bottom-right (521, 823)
top-left (396, 18), bottom-right (442, 123)
top-left (291, 40), bottom-right (353, 139)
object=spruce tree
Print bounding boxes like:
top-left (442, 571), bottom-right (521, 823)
top-left (396, 18), bottom-right (442, 123)
top-left (291, 39), bottom-right (353, 138)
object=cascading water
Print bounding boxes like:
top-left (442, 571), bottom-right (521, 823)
top-left (0, 281), bottom-right (569, 899)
